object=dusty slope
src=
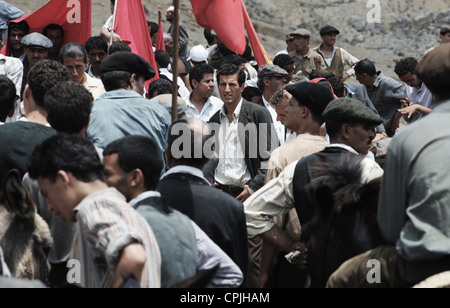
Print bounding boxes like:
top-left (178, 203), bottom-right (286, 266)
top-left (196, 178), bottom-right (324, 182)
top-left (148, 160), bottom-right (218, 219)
top-left (6, 0), bottom-right (450, 79)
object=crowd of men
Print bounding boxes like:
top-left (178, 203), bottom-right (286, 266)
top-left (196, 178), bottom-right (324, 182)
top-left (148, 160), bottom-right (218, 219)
top-left (1, 0), bottom-right (450, 288)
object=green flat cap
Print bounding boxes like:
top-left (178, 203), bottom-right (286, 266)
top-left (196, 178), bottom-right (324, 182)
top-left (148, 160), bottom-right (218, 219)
top-left (323, 98), bottom-right (383, 125)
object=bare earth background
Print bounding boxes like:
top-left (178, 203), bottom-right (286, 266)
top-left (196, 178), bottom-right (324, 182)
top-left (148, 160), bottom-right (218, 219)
top-left (7, 0), bottom-right (450, 80)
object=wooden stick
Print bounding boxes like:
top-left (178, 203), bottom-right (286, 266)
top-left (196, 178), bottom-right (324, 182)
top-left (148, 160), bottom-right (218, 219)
top-left (110, 0), bottom-right (119, 45)
top-left (171, 0), bottom-right (180, 123)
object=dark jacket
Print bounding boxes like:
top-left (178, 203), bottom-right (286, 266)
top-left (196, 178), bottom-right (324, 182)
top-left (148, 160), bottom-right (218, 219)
top-left (208, 99), bottom-right (279, 192)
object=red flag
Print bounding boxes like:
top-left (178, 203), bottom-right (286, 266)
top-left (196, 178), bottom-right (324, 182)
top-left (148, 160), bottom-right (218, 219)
top-left (190, 0), bottom-right (246, 55)
top-left (156, 11), bottom-right (166, 51)
top-left (1, 0), bottom-right (91, 56)
top-left (241, 1), bottom-right (272, 66)
top-left (113, 0), bottom-right (159, 87)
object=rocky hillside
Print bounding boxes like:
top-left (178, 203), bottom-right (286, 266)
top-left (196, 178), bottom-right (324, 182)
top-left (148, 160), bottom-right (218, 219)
top-left (8, 0), bottom-right (450, 79)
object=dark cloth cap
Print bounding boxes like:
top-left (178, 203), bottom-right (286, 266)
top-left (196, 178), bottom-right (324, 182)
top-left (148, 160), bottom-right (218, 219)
top-left (286, 82), bottom-right (335, 115)
top-left (99, 51), bottom-right (156, 80)
top-left (21, 33), bottom-right (53, 50)
top-left (320, 26), bottom-right (340, 36)
top-left (258, 65), bottom-right (289, 79)
top-left (323, 98), bottom-right (383, 125)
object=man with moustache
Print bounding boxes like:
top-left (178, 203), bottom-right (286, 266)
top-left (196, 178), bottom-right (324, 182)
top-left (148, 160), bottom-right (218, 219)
top-left (245, 98), bottom-right (384, 287)
top-left (85, 36), bottom-right (108, 79)
top-left (288, 29), bottom-right (326, 77)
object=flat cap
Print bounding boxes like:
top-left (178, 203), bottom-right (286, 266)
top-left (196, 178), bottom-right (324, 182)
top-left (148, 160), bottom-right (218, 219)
top-left (21, 33), bottom-right (53, 50)
top-left (323, 98), bottom-right (383, 125)
top-left (320, 25), bottom-right (340, 36)
top-left (99, 52), bottom-right (156, 80)
top-left (290, 29), bottom-right (311, 38)
top-left (258, 65), bottom-right (289, 79)
top-left (286, 82), bottom-right (334, 115)
top-left (440, 25), bottom-right (450, 35)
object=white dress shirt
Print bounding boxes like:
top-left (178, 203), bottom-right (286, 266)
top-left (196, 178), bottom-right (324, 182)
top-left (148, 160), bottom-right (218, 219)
top-left (183, 93), bottom-right (223, 123)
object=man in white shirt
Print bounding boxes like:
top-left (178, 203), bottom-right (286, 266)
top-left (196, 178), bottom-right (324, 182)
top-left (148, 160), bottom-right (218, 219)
top-left (256, 65), bottom-right (289, 145)
top-left (183, 64), bottom-right (223, 122)
top-left (394, 57), bottom-right (433, 123)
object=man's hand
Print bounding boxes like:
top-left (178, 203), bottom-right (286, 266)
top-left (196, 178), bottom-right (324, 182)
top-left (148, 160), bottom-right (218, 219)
top-left (237, 185), bottom-right (251, 202)
top-left (112, 243), bottom-right (147, 288)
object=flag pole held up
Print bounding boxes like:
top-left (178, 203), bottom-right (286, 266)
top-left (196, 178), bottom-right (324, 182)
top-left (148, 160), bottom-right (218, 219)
top-left (171, 0), bottom-right (181, 123)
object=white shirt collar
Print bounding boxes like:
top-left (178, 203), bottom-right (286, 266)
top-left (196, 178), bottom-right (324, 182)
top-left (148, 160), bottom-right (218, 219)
top-left (220, 98), bottom-right (243, 119)
top-left (162, 165), bottom-right (211, 185)
top-left (129, 191), bottom-right (162, 209)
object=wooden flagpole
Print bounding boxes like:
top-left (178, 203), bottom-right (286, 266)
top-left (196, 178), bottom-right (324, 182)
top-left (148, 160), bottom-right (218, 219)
top-left (110, 0), bottom-right (119, 45)
top-left (171, 0), bottom-right (180, 123)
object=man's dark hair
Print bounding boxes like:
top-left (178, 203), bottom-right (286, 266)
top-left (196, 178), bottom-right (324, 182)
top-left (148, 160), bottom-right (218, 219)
top-left (189, 64), bottom-right (214, 89)
top-left (108, 43), bottom-right (131, 55)
top-left (27, 60), bottom-right (70, 109)
top-left (204, 29), bottom-right (216, 46)
top-left (354, 59), bottom-right (378, 77)
top-left (59, 42), bottom-right (88, 63)
top-left (155, 50), bottom-right (171, 69)
top-left (0, 76), bottom-right (16, 122)
top-left (394, 57), bottom-right (418, 77)
top-left (110, 0), bottom-right (115, 5)
top-left (326, 120), bottom-right (358, 142)
top-left (28, 135), bottom-right (104, 183)
top-left (273, 54), bottom-right (295, 68)
top-left (43, 24), bottom-right (64, 38)
top-left (85, 36), bottom-right (108, 54)
top-left (45, 81), bottom-right (93, 134)
top-left (216, 63), bottom-right (246, 87)
top-left (167, 119), bottom-right (214, 169)
top-left (222, 55), bottom-right (244, 67)
top-left (242, 86), bottom-right (262, 102)
top-left (148, 21), bottom-right (159, 37)
top-left (100, 71), bottom-right (133, 92)
top-left (8, 21), bottom-right (30, 36)
top-left (103, 136), bottom-right (163, 191)
top-left (148, 78), bottom-right (173, 98)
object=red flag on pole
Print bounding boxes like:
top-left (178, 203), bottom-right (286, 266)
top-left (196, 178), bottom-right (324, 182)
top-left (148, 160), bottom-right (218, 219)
top-left (113, 0), bottom-right (159, 87)
top-left (156, 11), bottom-right (166, 51)
top-left (241, 1), bottom-right (272, 66)
top-left (1, 0), bottom-right (91, 56)
top-left (190, 0), bottom-right (246, 55)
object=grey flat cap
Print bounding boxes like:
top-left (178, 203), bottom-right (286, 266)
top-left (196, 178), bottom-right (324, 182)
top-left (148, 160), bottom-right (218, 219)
top-left (21, 33), bottom-right (53, 50)
top-left (258, 65), bottom-right (289, 79)
top-left (290, 29), bottom-right (311, 38)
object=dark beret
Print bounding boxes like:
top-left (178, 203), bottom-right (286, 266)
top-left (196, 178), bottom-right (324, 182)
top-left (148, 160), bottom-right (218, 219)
top-left (99, 52), bottom-right (155, 80)
top-left (320, 26), bottom-right (340, 36)
top-left (323, 98), bottom-right (383, 126)
top-left (285, 82), bottom-right (335, 116)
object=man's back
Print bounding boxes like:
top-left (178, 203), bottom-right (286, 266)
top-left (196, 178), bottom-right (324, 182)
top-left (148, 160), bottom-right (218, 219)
top-left (157, 172), bottom-right (248, 276)
top-left (379, 99), bottom-right (450, 262)
top-left (87, 90), bottom-right (171, 152)
top-left (0, 121), bottom-right (55, 179)
top-left (134, 196), bottom-right (198, 288)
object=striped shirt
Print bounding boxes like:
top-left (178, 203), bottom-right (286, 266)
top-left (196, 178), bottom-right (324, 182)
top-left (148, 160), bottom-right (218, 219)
top-left (71, 188), bottom-right (161, 288)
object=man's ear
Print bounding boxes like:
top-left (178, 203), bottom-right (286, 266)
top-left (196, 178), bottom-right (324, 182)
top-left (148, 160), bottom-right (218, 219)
top-left (341, 123), bottom-right (352, 140)
top-left (129, 169), bottom-right (144, 188)
top-left (57, 170), bottom-right (71, 189)
top-left (191, 79), bottom-right (199, 90)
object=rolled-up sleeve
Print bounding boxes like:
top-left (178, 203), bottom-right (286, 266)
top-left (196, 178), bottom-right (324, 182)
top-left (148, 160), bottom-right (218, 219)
top-left (245, 161), bottom-right (298, 236)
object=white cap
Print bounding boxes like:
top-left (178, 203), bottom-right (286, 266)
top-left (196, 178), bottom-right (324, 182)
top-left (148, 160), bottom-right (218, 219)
top-left (167, 6), bottom-right (175, 12)
top-left (188, 45), bottom-right (209, 63)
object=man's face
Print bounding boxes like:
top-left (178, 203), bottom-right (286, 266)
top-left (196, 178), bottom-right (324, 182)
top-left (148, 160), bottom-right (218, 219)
top-left (274, 90), bottom-right (291, 125)
top-left (282, 64), bottom-right (295, 81)
top-left (88, 48), bottom-right (107, 72)
top-left (132, 75), bottom-right (146, 96)
top-left (45, 29), bottom-right (64, 53)
top-left (25, 47), bottom-right (48, 67)
top-left (63, 56), bottom-right (88, 84)
top-left (293, 35), bottom-right (309, 52)
top-left (441, 32), bottom-right (450, 44)
top-left (165, 37), bottom-right (174, 56)
top-left (194, 73), bottom-right (215, 99)
top-left (286, 37), bottom-right (295, 52)
top-left (166, 11), bottom-right (174, 23)
top-left (399, 72), bottom-right (421, 88)
top-left (267, 76), bottom-right (288, 94)
top-left (9, 29), bottom-right (26, 52)
top-left (355, 73), bottom-right (373, 87)
top-left (38, 176), bottom-right (77, 222)
top-left (103, 154), bottom-right (133, 202)
top-left (348, 122), bottom-right (376, 155)
top-left (321, 33), bottom-right (337, 47)
top-left (218, 74), bottom-right (244, 106)
top-left (285, 96), bottom-right (304, 131)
